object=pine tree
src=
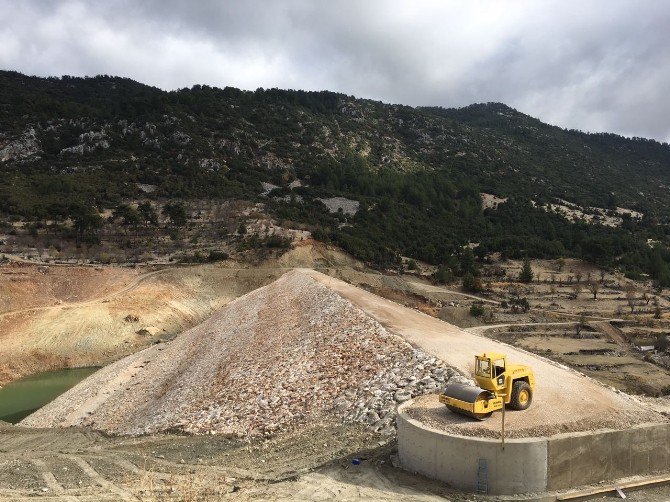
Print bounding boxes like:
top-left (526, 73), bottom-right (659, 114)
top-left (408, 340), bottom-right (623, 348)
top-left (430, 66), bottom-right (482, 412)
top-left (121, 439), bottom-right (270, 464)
top-left (519, 257), bottom-right (534, 283)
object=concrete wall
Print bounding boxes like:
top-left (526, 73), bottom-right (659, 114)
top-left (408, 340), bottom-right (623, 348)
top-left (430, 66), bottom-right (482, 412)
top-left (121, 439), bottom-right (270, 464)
top-left (397, 401), bottom-right (670, 496)
top-left (397, 402), bottom-right (548, 495)
top-left (546, 422), bottom-right (670, 491)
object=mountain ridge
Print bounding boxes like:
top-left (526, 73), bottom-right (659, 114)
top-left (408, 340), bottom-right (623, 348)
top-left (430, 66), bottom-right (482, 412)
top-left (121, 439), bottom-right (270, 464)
top-left (1, 70), bottom-right (670, 282)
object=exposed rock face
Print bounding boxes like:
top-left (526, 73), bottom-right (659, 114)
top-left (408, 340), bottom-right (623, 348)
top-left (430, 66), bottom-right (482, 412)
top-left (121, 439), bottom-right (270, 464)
top-left (317, 197), bottom-right (360, 216)
top-left (22, 270), bottom-right (459, 438)
top-left (172, 131), bottom-right (191, 145)
top-left (198, 158), bottom-right (224, 171)
top-left (260, 182), bottom-right (279, 195)
top-left (60, 129), bottom-right (110, 155)
top-left (0, 127), bottom-right (41, 162)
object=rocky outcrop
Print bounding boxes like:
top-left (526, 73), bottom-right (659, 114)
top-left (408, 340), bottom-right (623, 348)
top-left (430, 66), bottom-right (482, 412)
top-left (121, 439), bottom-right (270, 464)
top-left (317, 197), bottom-right (360, 216)
top-left (59, 129), bottom-right (110, 155)
top-left (171, 131), bottom-right (191, 145)
top-left (0, 127), bottom-right (41, 162)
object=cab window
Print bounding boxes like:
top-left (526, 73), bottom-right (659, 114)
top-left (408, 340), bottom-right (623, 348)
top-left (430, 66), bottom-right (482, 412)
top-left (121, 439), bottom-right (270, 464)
top-left (494, 359), bottom-right (505, 377)
top-left (475, 358), bottom-right (491, 377)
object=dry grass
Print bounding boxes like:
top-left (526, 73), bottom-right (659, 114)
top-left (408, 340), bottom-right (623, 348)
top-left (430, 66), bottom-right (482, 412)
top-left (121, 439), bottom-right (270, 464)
top-left (119, 456), bottom-right (236, 501)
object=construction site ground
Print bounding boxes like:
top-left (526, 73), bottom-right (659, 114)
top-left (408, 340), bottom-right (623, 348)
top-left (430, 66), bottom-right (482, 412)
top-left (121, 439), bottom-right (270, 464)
top-left (1, 249), bottom-right (670, 500)
top-left (1, 421), bottom-right (669, 501)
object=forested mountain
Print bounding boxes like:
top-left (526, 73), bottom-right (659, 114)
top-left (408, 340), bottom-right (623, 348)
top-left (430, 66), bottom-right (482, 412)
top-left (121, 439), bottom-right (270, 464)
top-left (2, 70), bottom-right (670, 283)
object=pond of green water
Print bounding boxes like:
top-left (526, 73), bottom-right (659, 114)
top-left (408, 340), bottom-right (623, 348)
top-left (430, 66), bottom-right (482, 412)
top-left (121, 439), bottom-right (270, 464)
top-left (0, 367), bottom-right (98, 424)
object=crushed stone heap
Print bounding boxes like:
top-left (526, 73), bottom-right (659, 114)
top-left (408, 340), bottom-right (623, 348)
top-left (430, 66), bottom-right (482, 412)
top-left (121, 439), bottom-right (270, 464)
top-left (22, 270), bottom-right (463, 437)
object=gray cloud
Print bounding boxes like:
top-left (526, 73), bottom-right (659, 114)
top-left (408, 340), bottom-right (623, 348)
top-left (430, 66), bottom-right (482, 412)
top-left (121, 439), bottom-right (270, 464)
top-left (1, 0), bottom-right (669, 142)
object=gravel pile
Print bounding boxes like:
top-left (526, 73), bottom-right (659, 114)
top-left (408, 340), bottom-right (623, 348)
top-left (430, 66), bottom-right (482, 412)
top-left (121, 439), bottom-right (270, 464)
top-left (23, 270), bottom-right (459, 437)
top-left (335, 351), bottom-right (470, 435)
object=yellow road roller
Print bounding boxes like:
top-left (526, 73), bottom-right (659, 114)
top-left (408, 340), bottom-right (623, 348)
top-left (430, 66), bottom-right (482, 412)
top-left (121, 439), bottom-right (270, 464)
top-left (439, 352), bottom-right (535, 420)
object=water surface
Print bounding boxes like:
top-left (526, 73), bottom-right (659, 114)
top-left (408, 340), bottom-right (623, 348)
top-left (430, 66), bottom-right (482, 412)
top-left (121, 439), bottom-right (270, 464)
top-left (0, 367), bottom-right (98, 424)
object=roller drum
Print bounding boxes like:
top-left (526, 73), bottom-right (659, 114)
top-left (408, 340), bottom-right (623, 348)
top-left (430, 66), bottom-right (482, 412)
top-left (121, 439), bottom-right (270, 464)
top-left (442, 383), bottom-right (490, 403)
top-left (440, 383), bottom-right (497, 420)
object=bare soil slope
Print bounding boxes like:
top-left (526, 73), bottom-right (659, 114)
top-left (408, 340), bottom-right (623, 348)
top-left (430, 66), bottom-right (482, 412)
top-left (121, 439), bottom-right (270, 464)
top-left (0, 262), bottom-right (138, 314)
top-left (0, 242), bottom-right (358, 385)
top-left (0, 265), bottom-right (269, 385)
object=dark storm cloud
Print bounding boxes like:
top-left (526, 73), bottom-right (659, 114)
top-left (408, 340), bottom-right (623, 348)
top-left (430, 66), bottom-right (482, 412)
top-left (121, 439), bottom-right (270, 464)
top-left (1, 0), bottom-right (669, 141)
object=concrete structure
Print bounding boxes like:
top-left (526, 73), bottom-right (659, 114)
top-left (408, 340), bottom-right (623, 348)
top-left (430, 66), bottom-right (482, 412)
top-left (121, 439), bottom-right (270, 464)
top-left (397, 400), bottom-right (670, 495)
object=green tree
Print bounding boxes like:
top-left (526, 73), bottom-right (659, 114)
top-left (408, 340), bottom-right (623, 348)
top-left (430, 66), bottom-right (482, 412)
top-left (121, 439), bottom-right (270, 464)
top-left (460, 248), bottom-right (478, 276)
top-left (519, 258), bottom-right (534, 283)
top-left (113, 204), bottom-right (141, 229)
top-left (71, 205), bottom-right (103, 247)
top-left (162, 202), bottom-right (187, 227)
top-left (138, 201), bottom-right (158, 227)
top-left (433, 265), bottom-right (453, 284)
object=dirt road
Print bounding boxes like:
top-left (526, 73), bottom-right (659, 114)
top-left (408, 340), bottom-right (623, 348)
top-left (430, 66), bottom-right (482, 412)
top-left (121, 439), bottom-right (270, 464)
top-left (407, 281), bottom-right (499, 304)
top-left (0, 269), bottom-right (166, 321)
top-left (465, 321), bottom-right (578, 335)
top-left (305, 270), bottom-right (666, 437)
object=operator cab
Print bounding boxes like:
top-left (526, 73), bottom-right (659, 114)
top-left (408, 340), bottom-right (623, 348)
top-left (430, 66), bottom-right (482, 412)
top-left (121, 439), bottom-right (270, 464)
top-left (475, 353), bottom-right (507, 390)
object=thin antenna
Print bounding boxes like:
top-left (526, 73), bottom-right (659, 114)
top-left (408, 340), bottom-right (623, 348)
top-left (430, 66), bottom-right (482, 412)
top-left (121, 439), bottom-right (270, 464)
top-left (501, 400), bottom-right (506, 450)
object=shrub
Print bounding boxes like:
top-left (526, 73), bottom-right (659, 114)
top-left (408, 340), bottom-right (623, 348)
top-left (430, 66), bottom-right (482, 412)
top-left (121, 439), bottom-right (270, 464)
top-left (207, 250), bottom-right (229, 262)
top-left (510, 297), bottom-right (530, 313)
top-left (265, 235), bottom-right (292, 249)
top-left (469, 304), bottom-right (485, 317)
top-left (311, 228), bottom-right (330, 242)
top-left (463, 272), bottom-right (482, 292)
top-left (433, 265), bottom-right (454, 284)
top-left (98, 252), bottom-right (116, 264)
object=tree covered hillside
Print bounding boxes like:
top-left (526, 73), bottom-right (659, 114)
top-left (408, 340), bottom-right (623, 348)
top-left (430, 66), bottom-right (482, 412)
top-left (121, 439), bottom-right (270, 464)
top-left (1, 70), bottom-right (670, 283)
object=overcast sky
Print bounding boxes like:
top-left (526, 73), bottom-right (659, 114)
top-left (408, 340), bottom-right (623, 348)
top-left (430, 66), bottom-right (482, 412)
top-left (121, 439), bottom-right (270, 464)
top-left (1, 0), bottom-right (669, 142)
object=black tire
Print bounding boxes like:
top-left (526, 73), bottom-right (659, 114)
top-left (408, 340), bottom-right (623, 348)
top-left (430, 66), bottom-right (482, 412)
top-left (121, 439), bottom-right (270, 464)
top-left (510, 381), bottom-right (532, 410)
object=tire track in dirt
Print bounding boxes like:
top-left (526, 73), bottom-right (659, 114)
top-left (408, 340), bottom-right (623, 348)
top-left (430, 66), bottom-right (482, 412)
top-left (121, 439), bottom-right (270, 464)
top-left (68, 456), bottom-right (136, 501)
top-left (266, 467), bottom-right (445, 501)
top-left (30, 459), bottom-right (73, 500)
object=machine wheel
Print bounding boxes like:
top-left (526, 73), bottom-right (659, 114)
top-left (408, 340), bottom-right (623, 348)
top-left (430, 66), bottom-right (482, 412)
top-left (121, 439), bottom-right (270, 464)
top-left (510, 381), bottom-right (532, 410)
